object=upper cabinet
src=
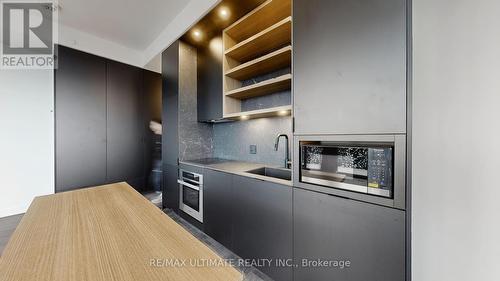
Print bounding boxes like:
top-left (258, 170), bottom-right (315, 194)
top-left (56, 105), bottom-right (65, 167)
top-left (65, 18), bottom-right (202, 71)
top-left (222, 0), bottom-right (293, 120)
top-left (293, 0), bottom-right (407, 135)
top-left (197, 39), bottom-right (224, 122)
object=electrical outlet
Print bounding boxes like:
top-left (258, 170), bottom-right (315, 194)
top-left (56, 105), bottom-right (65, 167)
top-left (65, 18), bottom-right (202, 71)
top-left (249, 145), bottom-right (257, 154)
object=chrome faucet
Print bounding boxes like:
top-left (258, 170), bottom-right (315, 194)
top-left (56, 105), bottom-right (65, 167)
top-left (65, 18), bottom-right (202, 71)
top-left (274, 134), bottom-right (291, 169)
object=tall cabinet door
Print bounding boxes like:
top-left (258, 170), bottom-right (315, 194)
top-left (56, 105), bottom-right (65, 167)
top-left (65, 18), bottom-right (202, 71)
top-left (55, 46), bottom-right (107, 192)
top-left (106, 61), bottom-right (145, 187)
top-left (293, 188), bottom-right (405, 281)
top-left (293, 0), bottom-right (407, 135)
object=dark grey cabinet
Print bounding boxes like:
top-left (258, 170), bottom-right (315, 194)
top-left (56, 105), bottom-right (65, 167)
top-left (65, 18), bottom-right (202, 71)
top-left (200, 170), bottom-right (293, 281)
top-left (161, 41), bottom-right (180, 209)
top-left (55, 46), bottom-right (107, 192)
top-left (232, 176), bottom-right (293, 281)
top-left (163, 164), bottom-right (179, 211)
top-left (293, 0), bottom-right (407, 135)
top-left (55, 45), bottom-right (161, 193)
top-left (106, 61), bottom-right (144, 186)
top-left (203, 169), bottom-right (233, 250)
top-left (293, 188), bottom-right (405, 281)
top-left (197, 36), bottom-right (223, 122)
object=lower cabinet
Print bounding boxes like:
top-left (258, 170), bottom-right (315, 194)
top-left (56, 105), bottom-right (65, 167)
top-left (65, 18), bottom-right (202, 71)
top-left (293, 187), bottom-right (406, 281)
top-left (232, 176), bottom-right (293, 281)
top-left (163, 164), bottom-right (179, 211)
top-left (204, 169), bottom-right (234, 250)
top-left (202, 171), bottom-right (405, 281)
top-left (202, 171), bottom-right (293, 281)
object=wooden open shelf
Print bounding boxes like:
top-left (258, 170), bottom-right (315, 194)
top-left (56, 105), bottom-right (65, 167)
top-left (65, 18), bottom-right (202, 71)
top-left (222, 0), bottom-right (292, 120)
top-left (224, 0), bottom-right (292, 44)
top-left (225, 74), bottom-right (291, 99)
top-left (224, 17), bottom-right (292, 62)
top-left (225, 46), bottom-right (292, 80)
top-left (224, 105), bottom-right (292, 120)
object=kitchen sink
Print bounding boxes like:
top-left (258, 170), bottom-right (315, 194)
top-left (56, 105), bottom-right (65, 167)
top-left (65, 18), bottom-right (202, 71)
top-left (246, 167), bottom-right (292, 181)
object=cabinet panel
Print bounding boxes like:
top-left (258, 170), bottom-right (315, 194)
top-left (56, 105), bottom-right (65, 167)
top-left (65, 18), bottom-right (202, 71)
top-left (232, 176), bottom-right (292, 281)
top-left (162, 41), bottom-right (180, 166)
top-left (161, 42), bottom-right (180, 209)
top-left (293, 188), bottom-right (405, 281)
top-left (197, 37), bottom-right (223, 122)
top-left (293, 0), bottom-right (407, 135)
top-left (163, 163), bottom-right (179, 210)
top-left (203, 169), bottom-right (233, 250)
top-left (55, 46), bottom-right (107, 192)
top-left (143, 70), bottom-right (162, 190)
top-left (106, 61), bottom-right (144, 187)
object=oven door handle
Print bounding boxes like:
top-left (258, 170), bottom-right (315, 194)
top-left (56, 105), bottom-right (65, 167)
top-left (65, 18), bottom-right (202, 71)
top-left (177, 179), bottom-right (200, 191)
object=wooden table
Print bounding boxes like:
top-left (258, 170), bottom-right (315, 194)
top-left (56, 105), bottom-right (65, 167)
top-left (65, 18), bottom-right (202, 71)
top-left (0, 183), bottom-right (242, 281)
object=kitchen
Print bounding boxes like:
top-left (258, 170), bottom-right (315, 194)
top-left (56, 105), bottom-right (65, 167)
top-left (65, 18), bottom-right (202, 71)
top-left (163, 1), bottom-right (407, 280)
top-left (1, 0), bottom-right (499, 281)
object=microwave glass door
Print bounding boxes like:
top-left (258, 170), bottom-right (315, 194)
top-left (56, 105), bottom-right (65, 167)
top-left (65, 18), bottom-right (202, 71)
top-left (300, 144), bottom-right (393, 198)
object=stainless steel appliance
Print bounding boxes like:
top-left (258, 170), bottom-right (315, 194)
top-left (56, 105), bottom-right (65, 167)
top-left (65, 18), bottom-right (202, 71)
top-left (294, 135), bottom-right (406, 209)
top-left (178, 169), bottom-right (203, 222)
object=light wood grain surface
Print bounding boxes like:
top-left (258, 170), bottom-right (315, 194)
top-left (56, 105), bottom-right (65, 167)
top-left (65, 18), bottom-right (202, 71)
top-left (0, 183), bottom-right (242, 281)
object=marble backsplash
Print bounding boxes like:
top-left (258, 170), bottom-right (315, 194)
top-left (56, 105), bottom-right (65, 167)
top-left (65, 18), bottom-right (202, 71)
top-left (212, 116), bottom-right (292, 167)
top-left (178, 42), bottom-right (213, 161)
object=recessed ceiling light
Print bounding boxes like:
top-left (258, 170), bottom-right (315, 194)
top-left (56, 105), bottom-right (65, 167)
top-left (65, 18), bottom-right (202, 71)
top-left (219, 7), bottom-right (230, 20)
top-left (240, 115), bottom-right (249, 120)
top-left (192, 29), bottom-right (202, 40)
top-left (278, 110), bottom-right (289, 116)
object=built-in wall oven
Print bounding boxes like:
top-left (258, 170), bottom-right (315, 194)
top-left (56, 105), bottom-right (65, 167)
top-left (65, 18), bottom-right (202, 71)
top-left (178, 169), bottom-right (203, 222)
top-left (294, 135), bottom-right (406, 209)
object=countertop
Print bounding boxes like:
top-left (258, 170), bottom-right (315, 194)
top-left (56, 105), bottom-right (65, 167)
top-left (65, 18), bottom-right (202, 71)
top-left (180, 158), bottom-right (293, 186)
top-left (0, 183), bottom-right (242, 281)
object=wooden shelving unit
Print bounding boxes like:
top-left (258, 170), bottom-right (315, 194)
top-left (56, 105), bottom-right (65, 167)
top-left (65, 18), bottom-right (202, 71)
top-left (225, 74), bottom-right (291, 99)
top-left (224, 105), bottom-right (292, 120)
top-left (224, 0), bottom-right (291, 43)
top-left (225, 46), bottom-right (292, 80)
top-left (222, 0), bottom-right (292, 119)
top-left (224, 17), bottom-right (292, 62)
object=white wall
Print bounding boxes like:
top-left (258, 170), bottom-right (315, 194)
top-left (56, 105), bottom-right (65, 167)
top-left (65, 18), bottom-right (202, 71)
top-left (0, 69), bottom-right (54, 217)
top-left (412, 1), bottom-right (500, 280)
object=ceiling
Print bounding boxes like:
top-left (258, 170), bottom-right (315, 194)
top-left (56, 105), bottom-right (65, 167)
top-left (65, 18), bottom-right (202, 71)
top-left (58, 0), bottom-right (190, 51)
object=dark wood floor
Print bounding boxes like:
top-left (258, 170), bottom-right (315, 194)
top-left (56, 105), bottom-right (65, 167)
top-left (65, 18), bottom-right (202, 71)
top-left (0, 214), bottom-right (23, 255)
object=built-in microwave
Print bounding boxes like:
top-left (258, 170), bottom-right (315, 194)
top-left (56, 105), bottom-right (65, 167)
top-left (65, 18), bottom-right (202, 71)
top-left (294, 135), bottom-right (406, 209)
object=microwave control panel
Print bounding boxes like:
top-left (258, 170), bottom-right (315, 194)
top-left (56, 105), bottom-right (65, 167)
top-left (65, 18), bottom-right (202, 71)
top-left (367, 148), bottom-right (393, 190)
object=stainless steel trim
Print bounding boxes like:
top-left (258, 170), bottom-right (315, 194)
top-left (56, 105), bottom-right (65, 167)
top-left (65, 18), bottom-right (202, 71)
top-left (302, 176), bottom-right (369, 194)
top-left (177, 179), bottom-right (200, 191)
top-left (393, 135), bottom-right (406, 209)
top-left (368, 187), bottom-right (391, 197)
top-left (180, 170), bottom-right (203, 185)
top-left (293, 134), bottom-right (406, 210)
